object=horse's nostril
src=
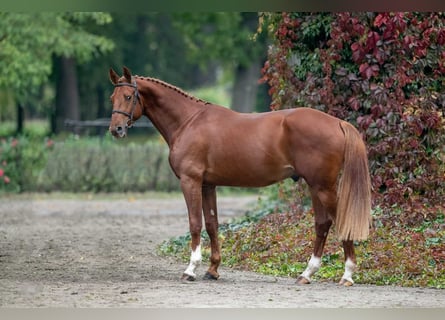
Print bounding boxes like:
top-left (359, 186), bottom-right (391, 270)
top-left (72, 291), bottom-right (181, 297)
top-left (116, 126), bottom-right (123, 133)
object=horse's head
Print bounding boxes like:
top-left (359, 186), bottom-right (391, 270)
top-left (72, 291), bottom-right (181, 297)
top-left (108, 66), bottom-right (143, 138)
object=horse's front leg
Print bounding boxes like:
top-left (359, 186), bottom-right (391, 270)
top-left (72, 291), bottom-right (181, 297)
top-left (202, 185), bottom-right (220, 280)
top-left (180, 176), bottom-right (203, 281)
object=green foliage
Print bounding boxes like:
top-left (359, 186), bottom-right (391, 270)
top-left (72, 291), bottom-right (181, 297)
top-left (0, 136), bottom-right (50, 193)
top-left (189, 84), bottom-right (232, 107)
top-left (0, 12), bottom-right (114, 98)
top-left (37, 135), bottom-right (179, 193)
top-left (261, 12), bottom-right (445, 222)
top-left (172, 12), bottom-right (265, 69)
top-left (103, 13), bottom-right (201, 88)
top-left (0, 135), bottom-right (180, 193)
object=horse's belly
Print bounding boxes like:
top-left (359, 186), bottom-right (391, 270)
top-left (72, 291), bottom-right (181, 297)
top-left (203, 163), bottom-right (295, 188)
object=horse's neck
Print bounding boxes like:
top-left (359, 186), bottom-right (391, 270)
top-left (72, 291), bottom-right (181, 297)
top-left (140, 81), bottom-right (203, 145)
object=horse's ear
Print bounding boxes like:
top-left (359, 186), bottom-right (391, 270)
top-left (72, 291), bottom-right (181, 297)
top-left (109, 68), bottom-right (119, 85)
top-left (122, 66), bottom-right (132, 83)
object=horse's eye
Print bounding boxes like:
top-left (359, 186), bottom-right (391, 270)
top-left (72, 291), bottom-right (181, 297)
top-left (125, 95), bottom-right (131, 101)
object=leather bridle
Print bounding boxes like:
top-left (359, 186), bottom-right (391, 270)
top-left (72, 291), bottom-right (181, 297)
top-left (111, 80), bottom-right (140, 128)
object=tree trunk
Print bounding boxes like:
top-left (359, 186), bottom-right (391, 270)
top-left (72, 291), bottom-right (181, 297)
top-left (230, 61), bottom-right (262, 113)
top-left (54, 56), bottom-right (80, 134)
top-left (16, 102), bottom-right (24, 135)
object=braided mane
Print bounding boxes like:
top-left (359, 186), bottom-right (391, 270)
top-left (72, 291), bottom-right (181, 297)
top-left (135, 76), bottom-right (209, 105)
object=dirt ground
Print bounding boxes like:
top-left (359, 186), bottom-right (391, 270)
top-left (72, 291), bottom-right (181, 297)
top-left (0, 194), bottom-right (444, 308)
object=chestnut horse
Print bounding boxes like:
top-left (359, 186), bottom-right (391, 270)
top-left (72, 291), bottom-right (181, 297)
top-left (108, 67), bottom-right (371, 286)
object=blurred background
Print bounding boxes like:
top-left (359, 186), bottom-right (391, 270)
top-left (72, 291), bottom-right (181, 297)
top-left (0, 12), bottom-right (270, 193)
top-left (1, 12), bottom-right (444, 217)
top-left (0, 12), bottom-right (270, 136)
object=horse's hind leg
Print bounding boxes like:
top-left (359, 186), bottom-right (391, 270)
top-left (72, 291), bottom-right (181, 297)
top-left (339, 240), bottom-right (357, 286)
top-left (296, 188), bottom-right (334, 284)
top-left (202, 185), bottom-right (221, 280)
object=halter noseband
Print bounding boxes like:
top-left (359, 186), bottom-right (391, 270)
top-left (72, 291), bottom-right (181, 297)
top-left (112, 80), bottom-right (140, 127)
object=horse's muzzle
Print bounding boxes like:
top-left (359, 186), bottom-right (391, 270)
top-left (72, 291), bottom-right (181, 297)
top-left (109, 124), bottom-right (128, 138)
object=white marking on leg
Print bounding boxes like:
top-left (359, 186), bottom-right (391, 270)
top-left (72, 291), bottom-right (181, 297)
top-left (210, 209), bottom-right (215, 216)
top-left (183, 244), bottom-right (202, 278)
top-left (341, 258), bottom-right (356, 284)
top-left (300, 254), bottom-right (321, 282)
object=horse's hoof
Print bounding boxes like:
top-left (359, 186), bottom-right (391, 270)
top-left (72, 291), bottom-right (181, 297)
top-left (181, 274), bottom-right (196, 282)
top-left (296, 276), bottom-right (311, 285)
top-left (203, 271), bottom-right (219, 280)
top-left (339, 278), bottom-right (354, 286)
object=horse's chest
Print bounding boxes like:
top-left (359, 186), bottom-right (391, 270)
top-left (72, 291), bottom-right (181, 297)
top-left (168, 142), bottom-right (207, 177)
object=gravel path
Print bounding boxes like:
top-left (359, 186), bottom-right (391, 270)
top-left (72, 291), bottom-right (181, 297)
top-left (0, 195), bottom-right (444, 307)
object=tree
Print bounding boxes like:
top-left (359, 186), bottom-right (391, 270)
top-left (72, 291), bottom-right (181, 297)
top-left (0, 12), bottom-right (114, 133)
top-left (53, 56), bottom-right (81, 133)
top-left (261, 12), bottom-right (445, 221)
top-left (172, 12), bottom-right (269, 112)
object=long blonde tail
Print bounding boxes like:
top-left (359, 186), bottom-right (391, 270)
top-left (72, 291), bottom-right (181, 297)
top-left (336, 121), bottom-right (372, 241)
